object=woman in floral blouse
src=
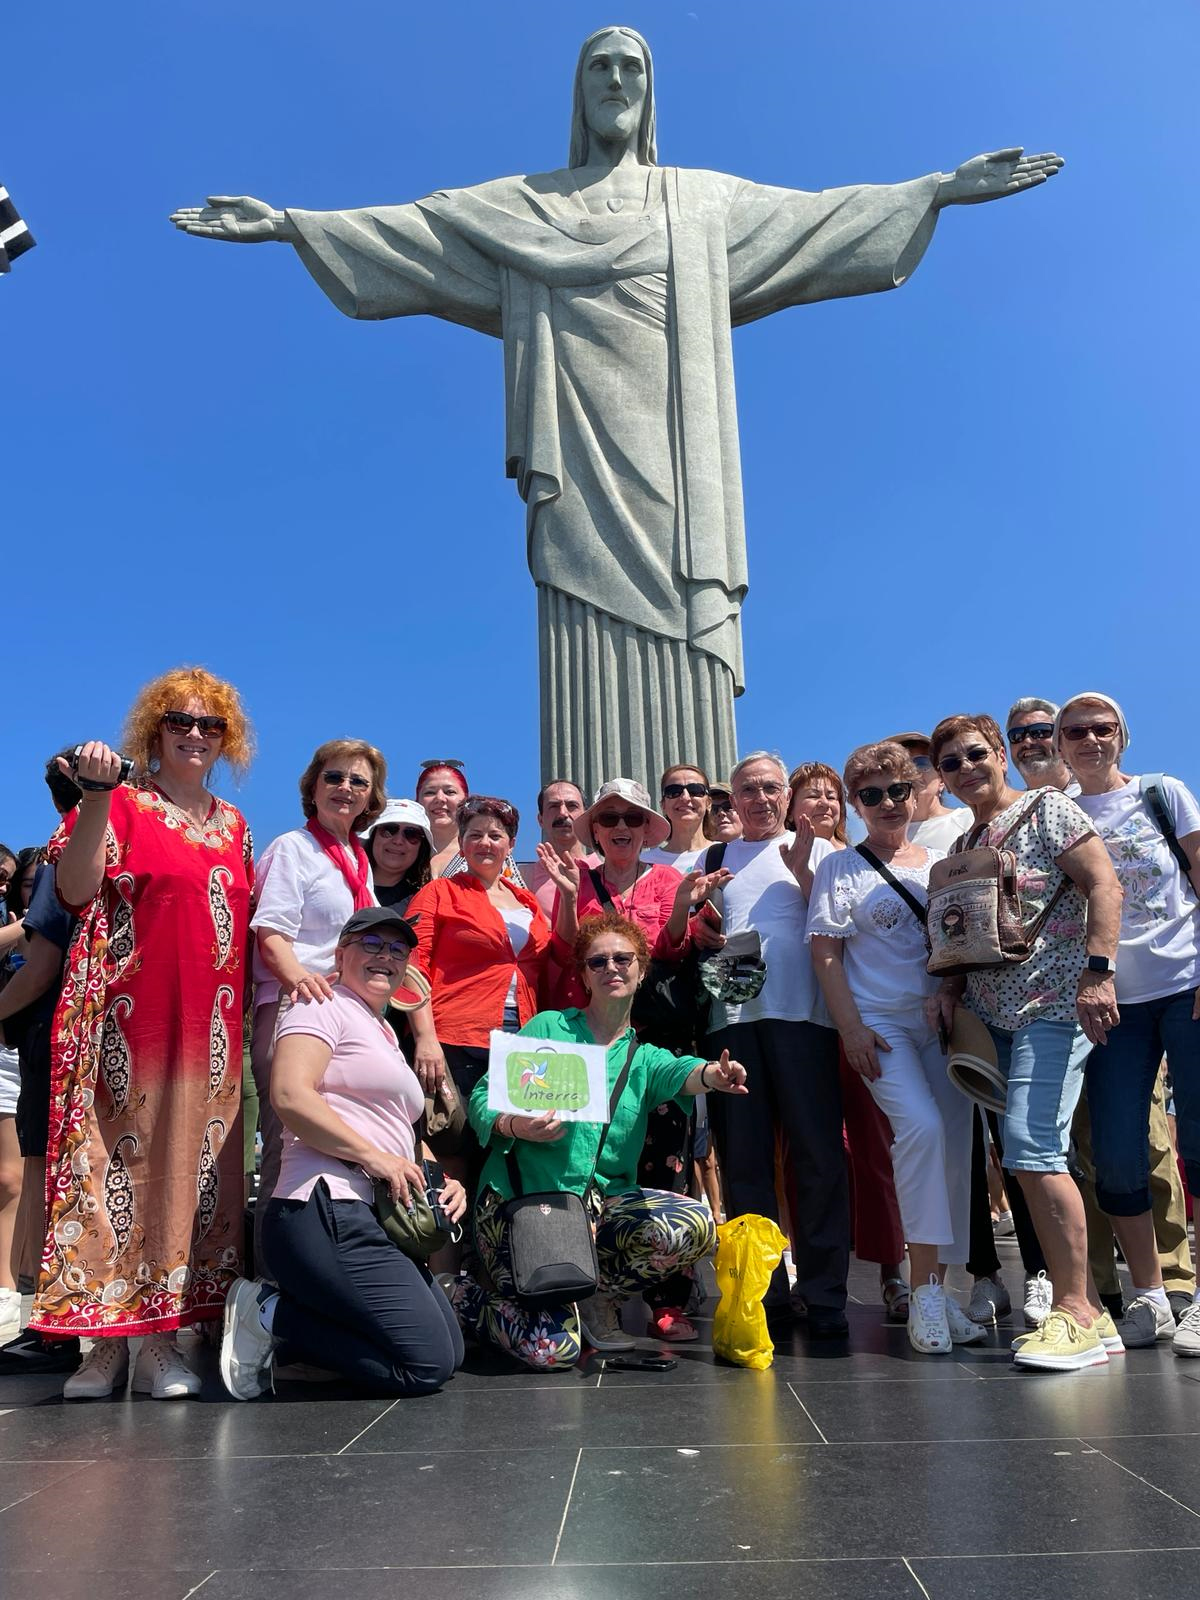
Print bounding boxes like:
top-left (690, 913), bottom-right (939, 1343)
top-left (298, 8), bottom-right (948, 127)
top-left (928, 712), bottom-right (1122, 1374)
top-left (32, 668), bottom-right (255, 1401)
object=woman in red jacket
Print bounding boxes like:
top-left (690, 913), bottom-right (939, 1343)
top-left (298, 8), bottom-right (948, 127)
top-left (406, 796), bottom-right (550, 1114)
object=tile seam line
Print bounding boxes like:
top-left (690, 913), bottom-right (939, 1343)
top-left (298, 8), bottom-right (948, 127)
top-left (1075, 1434), bottom-right (1200, 1521)
top-left (902, 1556), bottom-right (934, 1600)
top-left (180, 1575), bottom-right (217, 1600)
top-left (785, 1382), bottom-right (829, 1443)
top-left (550, 1445), bottom-right (583, 1565)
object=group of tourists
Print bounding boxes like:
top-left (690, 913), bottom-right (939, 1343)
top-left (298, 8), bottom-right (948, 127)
top-left (1, 669), bottom-right (1197, 1402)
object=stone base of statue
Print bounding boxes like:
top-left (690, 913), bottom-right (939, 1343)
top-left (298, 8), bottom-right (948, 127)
top-left (538, 585), bottom-right (737, 796)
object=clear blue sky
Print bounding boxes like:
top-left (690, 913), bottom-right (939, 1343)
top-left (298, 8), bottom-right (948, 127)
top-left (5, 3), bottom-right (1197, 855)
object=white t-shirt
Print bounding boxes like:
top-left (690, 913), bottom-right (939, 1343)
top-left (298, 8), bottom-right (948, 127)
top-left (806, 845), bottom-right (941, 1015)
top-left (709, 834), bottom-right (834, 1028)
top-left (500, 905), bottom-right (533, 1011)
top-left (251, 829), bottom-right (375, 1006)
top-left (909, 809), bottom-right (973, 853)
top-left (641, 845), bottom-right (707, 872)
top-left (1073, 775), bottom-right (1200, 1004)
top-left (273, 987), bottom-right (424, 1205)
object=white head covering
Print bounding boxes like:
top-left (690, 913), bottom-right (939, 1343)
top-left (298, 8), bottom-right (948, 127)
top-left (359, 797), bottom-right (434, 846)
top-left (575, 777), bottom-right (671, 851)
top-left (1054, 692), bottom-right (1130, 754)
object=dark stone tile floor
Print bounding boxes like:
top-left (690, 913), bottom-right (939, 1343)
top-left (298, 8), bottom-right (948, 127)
top-left (2, 1250), bottom-right (1199, 1600)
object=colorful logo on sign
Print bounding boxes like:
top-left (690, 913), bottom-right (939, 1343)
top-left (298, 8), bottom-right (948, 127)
top-left (505, 1047), bottom-right (592, 1113)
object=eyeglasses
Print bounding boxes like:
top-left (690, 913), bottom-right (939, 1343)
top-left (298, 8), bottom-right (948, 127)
top-left (584, 951), bottom-right (637, 972)
top-left (910, 755), bottom-right (933, 770)
top-left (1061, 722), bottom-right (1119, 742)
top-left (937, 747), bottom-right (993, 774)
top-left (322, 770), bottom-right (371, 791)
top-left (375, 824), bottom-right (425, 843)
top-left (662, 782), bottom-right (709, 800)
top-left (161, 712), bottom-right (228, 736)
top-left (710, 799), bottom-right (733, 815)
top-left (344, 933), bottom-right (412, 958)
top-left (735, 781), bottom-right (784, 799)
top-left (418, 758), bottom-right (465, 772)
top-left (856, 781), bottom-right (913, 807)
top-left (593, 811), bottom-right (646, 830)
top-left (1007, 723), bottom-right (1055, 745)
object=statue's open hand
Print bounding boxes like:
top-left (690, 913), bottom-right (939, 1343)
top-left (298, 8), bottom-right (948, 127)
top-left (170, 195), bottom-right (283, 242)
top-left (938, 148), bottom-right (1063, 207)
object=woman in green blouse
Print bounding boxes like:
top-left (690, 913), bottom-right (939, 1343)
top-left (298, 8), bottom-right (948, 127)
top-left (454, 910), bottom-right (747, 1366)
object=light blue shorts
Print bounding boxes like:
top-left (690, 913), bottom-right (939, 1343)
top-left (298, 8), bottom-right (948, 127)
top-left (989, 1018), bottom-right (1092, 1174)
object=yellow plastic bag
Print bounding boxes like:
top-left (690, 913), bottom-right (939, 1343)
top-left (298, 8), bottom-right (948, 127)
top-left (712, 1213), bottom-right (788, 1370)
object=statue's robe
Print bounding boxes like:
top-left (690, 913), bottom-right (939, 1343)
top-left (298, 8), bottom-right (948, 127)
top-left (288, 166), bottom-right (940, 791)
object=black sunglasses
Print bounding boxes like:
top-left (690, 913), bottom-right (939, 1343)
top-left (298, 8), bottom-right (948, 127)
top-left (322, 770), bottom-right (371, 790)
top-left (375, 824), bottom-right (425, 843)
top-left (710, 798), bottom-right (733, 815)
top-left (594, 811), bottom-right (647, 829)
top-left (1008, 723), bottom-right (1055, 744)
top-left (856, 781), bottom-right (913, 807)
top-left (937, 747), bottom-right (993, 774)
top-left (662, 782), bottom-right (709, 800)
top-left (419, 758), bottom-right (465, 772)
top-left (344, 933), bottom-right (413, 957)
top-left (584, 951), bottom-right (637, 972)
top-left (161, 712), bottom-right (228, 736)
top-left (1061, 722), bottom-right (1119, 742)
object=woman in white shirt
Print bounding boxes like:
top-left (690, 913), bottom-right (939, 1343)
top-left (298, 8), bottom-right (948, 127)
top-left (249, 738), bottom-right (387, 1269)
top-left (220, 907), bottom-right (466, 1399)
top-left (1058, 691), bottom-right (1200, 1353)
top-left (808, 741), bottom-right (981, 1356)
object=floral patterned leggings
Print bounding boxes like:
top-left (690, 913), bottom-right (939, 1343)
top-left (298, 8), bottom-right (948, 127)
top-left (452, 1188), bottom-right (717, 1370)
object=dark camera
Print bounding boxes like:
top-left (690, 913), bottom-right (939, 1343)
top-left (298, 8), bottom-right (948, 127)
top-left (70, 746), bottom-right (135, 791)
top-left (421, 1158), bottom-right (455, 1236)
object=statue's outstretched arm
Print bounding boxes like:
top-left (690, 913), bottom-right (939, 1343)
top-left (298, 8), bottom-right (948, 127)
top-left (934, 148), bottom-right (1063, 209)
top-left (170, 195), bottom-right (298, 242)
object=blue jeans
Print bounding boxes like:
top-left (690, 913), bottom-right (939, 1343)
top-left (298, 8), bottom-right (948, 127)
top-left (1086, 989), bottom-right (1200, 1213)
top-left (990, 1018), bottom-right (1092, 1174)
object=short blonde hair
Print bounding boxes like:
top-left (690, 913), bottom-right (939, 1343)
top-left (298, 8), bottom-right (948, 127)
top-left (843, 741), bottom-right (918, 798)
top-left (299, 739), bottom-right (388, 830)
top-left (123, 666), bottom-right (254, 779)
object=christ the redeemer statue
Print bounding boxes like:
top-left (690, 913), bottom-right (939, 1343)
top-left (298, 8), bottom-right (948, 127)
top-left (173, 25), bottom-right (1061, 796)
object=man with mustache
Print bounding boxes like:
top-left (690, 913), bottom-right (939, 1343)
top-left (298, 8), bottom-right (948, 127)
top-left (528, 781), bottom-right (588, 921)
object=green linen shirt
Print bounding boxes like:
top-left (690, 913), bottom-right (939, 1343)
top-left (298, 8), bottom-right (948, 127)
top-left (469, 1009), bottom-right (703, 1201)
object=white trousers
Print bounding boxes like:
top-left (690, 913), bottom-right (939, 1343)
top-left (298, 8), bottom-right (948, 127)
top-left (859, 1007), bottom-right (973, 1262)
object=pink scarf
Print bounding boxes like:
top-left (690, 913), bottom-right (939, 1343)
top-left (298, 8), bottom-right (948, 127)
top-left (306, 818), bottom-right (373, 910)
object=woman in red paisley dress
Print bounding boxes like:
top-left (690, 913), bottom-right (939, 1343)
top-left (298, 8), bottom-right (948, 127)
top-left (29, 667), bottom-right (255, 1401)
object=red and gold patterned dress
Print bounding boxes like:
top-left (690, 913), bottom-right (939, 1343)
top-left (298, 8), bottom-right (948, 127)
top-left (29, 782), bottom-right (253, 1338)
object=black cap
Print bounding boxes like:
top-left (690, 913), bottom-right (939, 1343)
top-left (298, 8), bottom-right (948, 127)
top-left (338, 906), bottom-right (419, 949)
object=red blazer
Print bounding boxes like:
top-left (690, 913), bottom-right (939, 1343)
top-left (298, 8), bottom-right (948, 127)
top-left (407, 873), bottom-right (551, 1049)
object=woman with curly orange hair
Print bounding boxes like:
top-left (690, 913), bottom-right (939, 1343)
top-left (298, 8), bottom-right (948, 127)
top-left (31, 666), bottom-right (255, 1400)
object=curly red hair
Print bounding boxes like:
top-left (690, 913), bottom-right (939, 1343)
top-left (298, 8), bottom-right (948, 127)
top-left (573, 910), bottom-right (650, 985)
top-left (123, 666), bottom-right (254, 779)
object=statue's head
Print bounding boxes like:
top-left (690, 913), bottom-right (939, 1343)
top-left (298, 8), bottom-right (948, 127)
top-left (569, 26), bottom-right (657, 168)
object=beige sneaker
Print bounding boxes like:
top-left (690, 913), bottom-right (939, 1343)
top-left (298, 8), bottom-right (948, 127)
top-left (63, 1338), bottom-right (130, 1400)
top-left (132, 1335), bottom-right (202, 1399)
top-left (1012, 1310), bottom-right (1107, 1372)
top-left (577, 1291), bottom-right (635, 1352)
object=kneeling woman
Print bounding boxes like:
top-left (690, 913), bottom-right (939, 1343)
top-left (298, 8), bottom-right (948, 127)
top-left (220, 908), bottom-right (466, 1398)
top-left (453, 912), bottom-right (747, 1369)
top-left (807, 742), bottom-right (981, 1356)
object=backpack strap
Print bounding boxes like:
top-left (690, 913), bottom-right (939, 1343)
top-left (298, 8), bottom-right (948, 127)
top-left (1140, 775), bottom-right (1195, 884)
top-left (855, 845), bottom-right (928, 927)
top-left (586, 864), bottom-right (616, 912)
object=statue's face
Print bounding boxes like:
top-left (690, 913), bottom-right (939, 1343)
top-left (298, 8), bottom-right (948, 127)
top-left (581, 31), bottom-right (647, 148)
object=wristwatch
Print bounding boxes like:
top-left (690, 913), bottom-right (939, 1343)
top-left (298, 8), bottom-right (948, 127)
top-left (1085, 955), bottom-right (1117, 975)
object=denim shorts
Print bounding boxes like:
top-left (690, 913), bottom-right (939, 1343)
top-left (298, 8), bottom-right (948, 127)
top-left (990, 1018), bottom-right (1092, 1174)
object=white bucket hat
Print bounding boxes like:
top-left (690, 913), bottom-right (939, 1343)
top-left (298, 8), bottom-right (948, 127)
top-left (575, 778), bottom-right (672, 851)
top-left (359, 797), bottom-right (434, 847)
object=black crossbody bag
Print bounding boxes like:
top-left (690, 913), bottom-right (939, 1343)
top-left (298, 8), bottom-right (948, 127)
top-left (854, 844), bottom-right (929, 928)
top-left (500, 1038), bottom-right (636, 1307)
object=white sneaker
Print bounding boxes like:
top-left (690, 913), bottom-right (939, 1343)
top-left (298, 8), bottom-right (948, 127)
top-left (966, 1276), bottom-right (1011, 1325)
top-left (908, 1277), bottom-right (952, 1355)
top-left (945, 1293), bottom-right (988, 1345)
top-left (219, 1278), bottom-right (278, 1400)
top-left (577, 1290), bottom-right (635, 1352)
top-left (0, 1287), bottom-right (21, 1346)
top-left (132, 1335), bottom-right (201, 1399)
top-left (1173, 1300), bottom-right (1200, 1358)
top-left (1023, 1271), bottom-right (1054, 1328)
top-left (63, 1338), bottom-right (130, 1400)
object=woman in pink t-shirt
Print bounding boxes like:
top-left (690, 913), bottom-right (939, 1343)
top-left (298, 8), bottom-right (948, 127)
top-left (219, 908), bottom-right (466, 1399)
